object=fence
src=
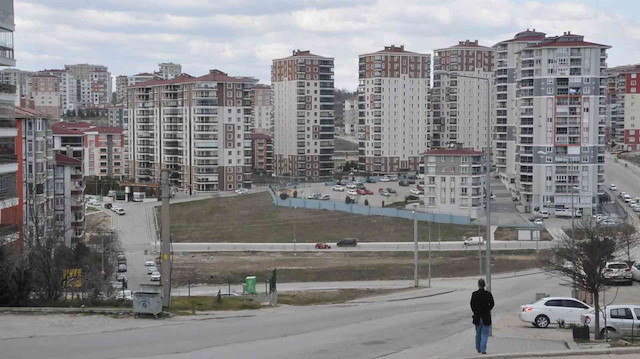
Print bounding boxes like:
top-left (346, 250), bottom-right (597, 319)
top-left (268, 186), bottom-right (471, 225)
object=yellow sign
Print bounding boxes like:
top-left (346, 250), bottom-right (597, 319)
top-left (63, 268), bottom-right (82, 288)
top-left (163, 254), bottom-right (168, 260)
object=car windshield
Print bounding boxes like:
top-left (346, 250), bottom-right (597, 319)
top-left (608, 263), bottom-right (628, 269)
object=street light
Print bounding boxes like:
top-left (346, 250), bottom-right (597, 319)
top-left (434, 70), bottom-right (492, 291)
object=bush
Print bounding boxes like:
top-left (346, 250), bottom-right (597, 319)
top-left (280, 193), bottom-right (289, 200)
top-left (293, 190), bottom-right (298, 198)
top-left (345, 196), bottom-right (352, 204)
top-left (364, 199), bottom-right (369, 206)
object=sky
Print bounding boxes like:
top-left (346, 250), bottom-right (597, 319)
top-left (13, 0), bottom-right (640, 90)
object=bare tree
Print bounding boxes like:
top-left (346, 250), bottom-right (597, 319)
top-left (617, 219), bottom-right (638, 263)
top-left (540, 219), bottom-right (626, 339)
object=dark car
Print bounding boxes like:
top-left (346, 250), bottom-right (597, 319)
top-left (104, 203), bottom-right (113, 210)
top-left (405, 195), bottom-right (420, 202)
top-left (399, 180), bottom-right (410, 187)
top-left (337, 238), bottom-right (358, 247)
top-left (408, 179), bottom-right (416, 184)
top-left (386, 188), bottom-right (397, 194)
top-left (366, 178), bottom-right (376, 183)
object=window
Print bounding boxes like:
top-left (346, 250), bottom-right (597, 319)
top-left (546, 88), bottom-right (554, 95)
top-left (563, 300), bottom-right (588, 309)
top-left (544, 300), bottom-right (564, 307)
top-left (610, 308), bottom-right (633, 320)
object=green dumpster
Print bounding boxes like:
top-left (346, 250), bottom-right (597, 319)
top-left (614, 157), bottom-right (619, 163)
top-left (245, 276), bottom-right (257, 294)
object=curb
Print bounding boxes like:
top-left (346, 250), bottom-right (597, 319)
top-left (466, 346), bottom-right (640, 359)
top-left (0, 307), bottom-right (133, 315)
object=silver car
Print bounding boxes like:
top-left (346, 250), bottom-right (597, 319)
top-left (582, 305), bottom-right (640, 337)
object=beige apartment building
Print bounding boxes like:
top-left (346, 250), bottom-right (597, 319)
top-left (252, 84), bottom-right (272, 134)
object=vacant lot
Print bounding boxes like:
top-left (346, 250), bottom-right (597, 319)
top-left (172, 250), bottom-right (538, 286)
top-left (168, 192), bottom-right (486, 243)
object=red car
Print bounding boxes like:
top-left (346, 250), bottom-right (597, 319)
top-left (356, 189), bottom-right (367, 195)
top-left (363, 189), bottom-right (374, 195)
top-left (315, 242), bottom-right (331, 249)
top-left (378, 188), bottom-right (384, 193)
top-left (417, 184), bottom-right (424, 191)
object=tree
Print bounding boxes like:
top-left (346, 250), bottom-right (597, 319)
top-left (293, 190), bottom-right (298, 198)
top-left (345, 196), bottom-right (352, 204)
top-left (617, 220), bottom-right (638, 263)
top-left (540, 219), bottom-right (626, 338)
top-left (0, 244), bottom-right (32, 306)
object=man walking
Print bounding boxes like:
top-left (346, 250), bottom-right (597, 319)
top-left (470, 278), bottom-right (494, 354)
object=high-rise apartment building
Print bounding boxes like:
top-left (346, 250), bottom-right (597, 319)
top-left (0, 68), bottom-right (31, 100)
top-left (252, 84), bottom-right (272, 134)
top-left (25, 72), bottom-right (61, 120)
top-left (514, 32), bottom-right (609, 214)
top-left (250, 132), bottom-right (273, 174)
top-left (127, 70), bottom-right (258, 192)
top-left (128, 72), bottom-right (158, 86)
top-left (64, 64), bottom-right (112, 109)
top-left (357, 45), bottom-right (430, 174)
top-left (156, 63), bottom-right (182, 80)
top-left (272, 50), bottom-right (335, 178)
top-left (115, 75), bottom-right (128, 104)
top-left (604, 65), bottom-right (640, 150)
top-left (493, 30), bottom-right (546, 179)
top-left (432, 40), bottom-right (493, 152)
top-left (343, 97), bottom-right (357, 135)
top-left (0, 0), bottom-right (19, 245)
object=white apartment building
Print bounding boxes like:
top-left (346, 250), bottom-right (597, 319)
top-left (604, 65), bottom-right (640, 150)
top-left (156, 63), bottom-right (182, 80)
top-left (514, 32), bottom-right (609, 214)
top-left (128, 72), bottom-right (158, 86)
top-left (357, 45), bottom-right (430, 174)
top-left (64, 64), bottom-right (112, 109)
top-left (115, 75), bottom-right (128, 104)
top-left (127, 70), bottom-right (258, 192)
top-left (493, 30), bottom-right (546, 180)
top-left (252, 84), bottom-right (272, 134)
top-left (25, 72), bottom-right (61, 120)
top-left (432, 40), bottom-right (493, 152)
top-left (0, 68), bottom-right (31, 100)
top-left (424, 148), bottom-right (486, 219)
top-left (272, 50), bottom-right (335, 178)
top-left (343, 97), bottom-right (357, 135)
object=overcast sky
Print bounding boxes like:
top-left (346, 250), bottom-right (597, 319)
top-left (14, 0), bottom-right (640, 90)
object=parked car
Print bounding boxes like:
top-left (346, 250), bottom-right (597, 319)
top-left (337, 238), bottom-right (358, 247)
top-left (356, 189), bottom-right (367, 195)
top-left (399, 180), bottom-right (410, 187)
top-left (623, 194), bottom-right (633, 203)
top-left (610, 184), bottom-right (618, 191)
top-left (115, 289), bottom-right (133, 301)
top-left (111, 205), bottom-right (121, 213)
top-left (117, 253), bottom-right (126, 263)
top-left (379, 177), bottom-right (390, 182)
top-left (111, 281), bottom-right (123, 290)
top-left (409, 188), bottom-right (423, 195)
top-left (405, 195), bottom-right (420, 202)
top-left (319, 194), bottom-right (330, 200)
top-left (417, 184), bottom-right (424, 191)
top-left (107, 190), bottom-right (116, 197)
top-left (88, 198), bottom-right (100, 206)
top-left (117, 263), bottom-right (127, 272)
top-left (114, 207), bottom-right (125, 215)
top-left (347, 190), bottom-right (358, 196)
top-left (534, 218), bottom-right (544, 226)
top-left (520, 297), bottom-right (592, 328)
top-left (147, 266), bottom-right (158, 275)
top-left (356, 183), bottom-right (366, 190)
top-left (116, 273), bottom-right (127, 282)
top-left (363, 189), bottom-right (374, 195)
top-left (150, 272), bottom-right (161, 281)
top-left (365, 178), bottom-right (377, 183)
top-left (539, 211), bottom-right (550, 219)
top-left (386, 188), bottom-right (397, 194)
top-left (388, 175), bottom-right (398, 181)
top-left (315, 242), bottom-right (331, 249)
top-left (408, 179), bottom-right (416, 184)
top-left (235, 188), bottom-right (248, 195)
top-left (332, 185), bottom-right (345, 192)
top-left (346, 183), bottom-right (357, 189)
top-left (380, 191), bottom-right (390, 197)
top-left (581, 305), bottom-right (640, 337)
top-left (307, 193), bottom-right (321, 200)
top-left (603, 262), bottom-right (633, 285)
top-left (601, 219), bottom-right (617, 227)
top-left (144, 260), bottom-right (156, 267)
top-left (463, 236), bottom-right (484, 246)
top-left (416, 174), bottom-right (425, 179)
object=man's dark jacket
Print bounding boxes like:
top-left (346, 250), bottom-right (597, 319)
top-left (470, 288), bottom-right (495, 326)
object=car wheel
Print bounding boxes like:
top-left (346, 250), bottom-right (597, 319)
top-left (535, 315), bottom-right (550, 328)
top-left (601, 327), bottom-right (616, 338)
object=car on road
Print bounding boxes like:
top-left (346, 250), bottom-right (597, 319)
top-left (114, 207), bottom-right (126, 215)
top-left (337, 238), bottom-right (358, 247)
top-left (534, 218), bottom-right (544, 226)
top-left (235, 188), bottom-right (249, 195)
top-left (610, 184), bottom-right (618, 191)
top-left (319, 194), bottom-right (330, 200)
top-left (520, 297), bottom-right (592, 328)
top-left (380, 191), bottom-right (390, 197)
top-left (147, 266), bottom-right (158, 275)
top-left (150, 272), bottom-right (161, 281)
top-left (632, 261), bottom-right (640, 281)
top-left (347, 190), bottom-right (358, 196)
top-left (463, 236), bottom-right (484, 246)
top-left (386, 188), bottom-right (397, 194)
top-left (379, 177), bottom-right (390, 182)
top-left (405, 195), bottom-right (420, 203)
top-left (144, 260), bottom-right (155, 267)
top-left (603, 262), bottom-right (633, 285)
top-left (117, 263), bottom-right (127, 272)
top-left (409, 188), bottom-right (423, 195)
top-left (581, 305), bottom-right (640, 337)
top-left (332, 185), bottom-right (345, 192)
top-left (315, 242), bottom-right (331, 249)
top-left (115, 289), bottom-right (133, 301)
top-left (346, 183), bottom-right (357, 189)
top-left (538, 211), bottom-right (550, 219)
top-left (104, 203), bottom-right (112, 210)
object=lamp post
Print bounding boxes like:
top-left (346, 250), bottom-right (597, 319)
top-left (293, 206), bottom-right (297, 252)
top-left (434, 70), bottom-right (492, 291)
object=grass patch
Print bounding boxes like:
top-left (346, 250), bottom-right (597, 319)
top-left (167, 192), bottom-right (479, 243)
top-left (278, 288), bottom-right (400, 306)
top-left (335, 137), bottom-right (358, 152)
top-left (169, 296), bottom-right (262, 314)
top-left (86, 206), bottom-right (100, 213)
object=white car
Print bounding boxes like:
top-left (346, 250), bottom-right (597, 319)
top-left (379, 177), bottom-right (390, 182)
top-left (347, 190), bottom-right (358, 196)
top-left (111, 205), bottom-right (121, 213)
top-left (115, 289), bottom-right (133, 300)
top-left (144, 260), bottom-right (155, 267)
top-left (88, 198), bottom-right (100, 206)
top-left (346, 183), bottom-right (357, 189)
top-left (581, 305), bottom-right (640, 337)
top-left (319, 194), bottom-right (330, 200)
top-left (416, 174), bottom-right (425, 179)
top-left (623, 194), bottom-right (632, 203)
top-left (332, 185), bottom-right (345, 192)
top-left (629, 200), bottom-right (637, 208)
top-left (534, 218), bottom-right (544, 226)
top-left (235, 188), bottom-right (248, 195)
top-left (114, 207), bottom-right (125, 215)
top-left (595, 214), bottom-right (609, 223)
top-left (409, 188), bottom-right (423, 195)
top-left (520, 297), bottom-right (592, 328)
top-left (150, 272), bottom-right (161, 281)
top-left (601, 219), bottom-right (616, 227)
top-left (610, 184), bottom-right (618, 191)
top-left (463, 236), bottom-right (484, 246)
top-left (631, 261), bottom-right (640, 281)
top-left (111, 281), bottom-right (123, 290)
top-left (603, 262), bottom-right (633, 285)
top-left (147, 266), bottom-right (158, 275)
top-left (539, 211), bottom-right (550, 219)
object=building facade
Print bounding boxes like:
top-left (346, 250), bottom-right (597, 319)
top-left (25, 72), bottom-right (61, 120)
top-left (115, 75), bottom-right (128, 104)
top-left (54, 153), bottom-right (84, 246)
top-left (252, 84), bottom-right (272, 134)
top-left (156, 63), bottom-right (182, 80)
top-left (83, 126), bottom-right (125, 180)
top-left (493, 30), bottom-right (546, 180)
top-left (250, 132), bottom-right (273, 174)
top-left (64, 64), bottom-right (112, 109)
top-left (343, 97), bottom-right (357, 135)
top-left (514, 32), bottom-right (609, 213)
top-left (423, 148), bottom-right (486, 219)
top-left (127, 70), bottom-right (258, 192)
top-left (272, 50), bottom-right (335, 179)
top-left (432, 40), bottom-right (493, 151)
top-left (0, 68), bottom-right (31, 100)
top-left (604, 65), bottom-right (640, 151)
top-left (357, 45), bottom-right (430, 174)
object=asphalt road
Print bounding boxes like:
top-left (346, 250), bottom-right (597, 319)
top-left (2, 271), bottom-right (574, 359)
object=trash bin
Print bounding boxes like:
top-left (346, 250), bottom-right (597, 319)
top-left (246, 276), bottom-right (257, 294)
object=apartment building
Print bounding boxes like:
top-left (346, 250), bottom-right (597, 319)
top-left (127, 70), bottom-right (258, 192)
top-left (357, 45), bottom-right (430, 174)
top-left (252, 84), bottom-right (272, 134)
top-left (423, 148), bottom-right (486, 218)
top-left (0, 0), bottom-right (19, 245)
top-left (250, 132), bottom-right (273, 174)
top-left (16, 106), bottom-right (54, 242)
top-left (107, 103), bottom-right (127, 128)
top-left (115, 75), bottom-right (128, 104)
top-left (156, 63), bottom-right (182, 80)
top-left (272, 50), bottom-right (335, 179)
top-left (343, 97), bottom-right (357, 135)
top-left (24, 72), bottom-right (61, 120)
top-left (514, 32), bottom-right (609, 214)
top-left (64, 64), bottom-right (112, 108)
top-left (604, 65), bottom-right (640, 150)
top-left (84, 126), bottom-right (125, 180)
top-left (493, 30), bottom-right (546, 180)
top-left (0, 68), bottom-right (31, 99)
top-left (129, 72), bottom-right (158, 86)
top-left (54, 153), bottom-right (84, 245)
top-left (432, 40), bottom-right (493, 152)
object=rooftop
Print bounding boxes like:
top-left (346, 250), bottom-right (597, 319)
top-left (52, 121), bottom-right (121, 135)
top-left (443, 40), bottom-right (492, 50)
top-left (15, 106), bottom-right (48, 118)
top-left (55, 153), bottom-right (82, 166)
top-left (128, 70), bottom-right (256, 88)
top-left (361, 45), bottom-right (426, 57)
top-left (423, 148), bottom-right (486, 156)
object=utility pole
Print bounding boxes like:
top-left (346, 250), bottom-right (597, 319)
top-left (484, 77), bottom-right (492, 293)
top-left (160, 170), bottom-right (172, 308)
top-left (428, 211), bottom-right (431, 288)
top-left (413, 210), bottom-right (419, 287)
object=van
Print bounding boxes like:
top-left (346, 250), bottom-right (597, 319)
top-left (337, 238), bottom-right (358, 247)
top-left (539, 210), bottom-right (550, 219)
top-left (555, 208), bottom-right (582, 218)
top-left (464, 236), bottom-right (484, 246)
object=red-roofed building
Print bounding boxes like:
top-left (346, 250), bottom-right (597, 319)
top-left (423, 147), bottom-right (486, 219)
